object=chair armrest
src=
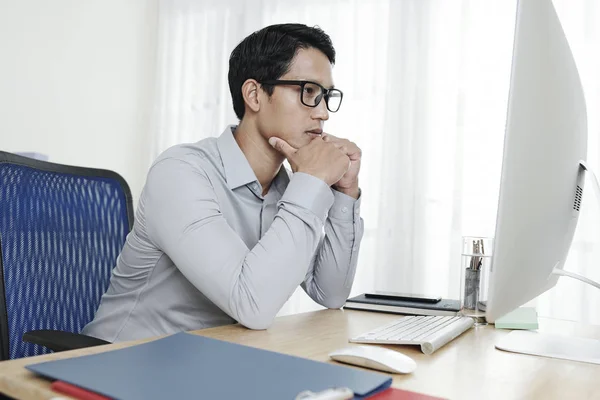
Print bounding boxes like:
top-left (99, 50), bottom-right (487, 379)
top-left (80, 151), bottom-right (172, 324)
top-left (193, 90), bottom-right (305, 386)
top-left (23, 330), bottom-right (111, 352)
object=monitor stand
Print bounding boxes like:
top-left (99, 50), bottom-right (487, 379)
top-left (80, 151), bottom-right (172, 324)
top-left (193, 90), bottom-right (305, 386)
top-left (495, 330), bottom-right (600, 364)
top-left (495, 161), bottom-right (600, 365)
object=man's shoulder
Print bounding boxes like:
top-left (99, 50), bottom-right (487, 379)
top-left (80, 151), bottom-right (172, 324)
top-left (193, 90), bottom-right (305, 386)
top-left (151, 137), bottom-right (220, 173)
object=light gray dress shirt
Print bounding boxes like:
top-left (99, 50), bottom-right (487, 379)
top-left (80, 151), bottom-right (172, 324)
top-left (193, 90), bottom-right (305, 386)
top-left (82, 126), bottom-right (363, 342)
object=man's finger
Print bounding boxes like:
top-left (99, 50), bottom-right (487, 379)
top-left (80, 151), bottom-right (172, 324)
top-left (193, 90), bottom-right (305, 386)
top-left (326, 140), bottom-right (361, 159)
top-left (323, 134), bottom-right (349, 148)
top-left (326, 140), bottom-right (345, 148)
top-left (347, 145), bottom-right (361, 160)
top-left (268, 137), bottom-right (298, 159)
top-left (322, 132), bottom-right (340, 141)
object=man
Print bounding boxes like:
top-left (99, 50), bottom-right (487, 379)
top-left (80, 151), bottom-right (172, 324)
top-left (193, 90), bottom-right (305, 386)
top-left (83, 23), bottom-right (363, 342)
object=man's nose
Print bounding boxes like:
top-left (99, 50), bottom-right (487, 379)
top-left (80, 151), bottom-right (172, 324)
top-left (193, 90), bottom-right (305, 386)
top-left (312, 98), bottom-right (329, 121)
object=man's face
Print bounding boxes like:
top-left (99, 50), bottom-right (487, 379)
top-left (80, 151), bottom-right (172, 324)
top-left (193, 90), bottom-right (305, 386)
top-left (256, 47), bottom-right (334, 149)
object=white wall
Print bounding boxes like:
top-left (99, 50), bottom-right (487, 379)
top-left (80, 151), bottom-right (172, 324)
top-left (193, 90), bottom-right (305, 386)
top-left (0, 0), bottom-right (158, 203)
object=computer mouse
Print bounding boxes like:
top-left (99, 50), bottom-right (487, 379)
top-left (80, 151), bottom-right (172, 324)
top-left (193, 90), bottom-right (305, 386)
top-left (328, 345), bottom-right (417, 374)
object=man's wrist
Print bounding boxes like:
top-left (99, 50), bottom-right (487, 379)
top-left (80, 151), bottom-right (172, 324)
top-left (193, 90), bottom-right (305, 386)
top-left (333, 185), bottom-right (360, 199)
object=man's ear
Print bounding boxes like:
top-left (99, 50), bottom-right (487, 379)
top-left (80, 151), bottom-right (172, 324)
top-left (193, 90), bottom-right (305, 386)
top-left (241, 79), bottom-right (261, 114)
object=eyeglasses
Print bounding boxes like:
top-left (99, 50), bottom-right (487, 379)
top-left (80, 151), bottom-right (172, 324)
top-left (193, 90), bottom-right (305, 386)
top-left (260, 80), bottom-right (344, 112)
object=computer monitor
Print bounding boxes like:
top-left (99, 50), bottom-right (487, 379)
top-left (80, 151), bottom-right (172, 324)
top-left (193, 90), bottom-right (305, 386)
top-left (485, 0), bottom-right (589, 323)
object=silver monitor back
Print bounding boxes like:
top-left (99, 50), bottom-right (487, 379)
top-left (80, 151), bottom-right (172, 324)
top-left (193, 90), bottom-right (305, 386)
top-left (486, 0), bottom-right (588, 322)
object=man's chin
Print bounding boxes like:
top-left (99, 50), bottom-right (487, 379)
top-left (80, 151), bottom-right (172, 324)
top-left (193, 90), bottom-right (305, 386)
top-left (282, 136), bottom-right (307, 149)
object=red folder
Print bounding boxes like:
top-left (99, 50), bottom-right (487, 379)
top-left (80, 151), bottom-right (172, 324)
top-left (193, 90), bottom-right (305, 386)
top-left (369, 387), bottom-right (447, 400)
top-left (51, 380), bottom-right (111, 400)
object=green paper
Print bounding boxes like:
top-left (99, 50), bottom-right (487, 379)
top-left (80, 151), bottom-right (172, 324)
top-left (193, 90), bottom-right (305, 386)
top-left (494, 307), bottom-right (538, 330)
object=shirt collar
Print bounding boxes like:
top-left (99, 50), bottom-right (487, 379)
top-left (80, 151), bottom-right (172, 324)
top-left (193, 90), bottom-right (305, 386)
top-left (217, 125), bottom-right (258, 190)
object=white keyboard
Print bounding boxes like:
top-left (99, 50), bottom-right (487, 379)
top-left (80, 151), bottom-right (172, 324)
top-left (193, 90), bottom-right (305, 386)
top-left (350, 315), bottom-right (474, 355)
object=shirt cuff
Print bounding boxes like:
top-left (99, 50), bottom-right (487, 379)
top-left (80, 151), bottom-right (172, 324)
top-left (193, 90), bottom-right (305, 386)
top-left (328, 188), bottom-right (362, 220)
top-left (279, 172), bottom-right (335, 222)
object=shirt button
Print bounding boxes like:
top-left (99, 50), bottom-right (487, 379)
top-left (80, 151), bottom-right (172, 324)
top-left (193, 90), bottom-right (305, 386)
top-left (352, 246), bottom-right (358, 252)
top-left (341, 206), bottom-right (348, 213)
top-left (355, 208), bottom-right (360, 215)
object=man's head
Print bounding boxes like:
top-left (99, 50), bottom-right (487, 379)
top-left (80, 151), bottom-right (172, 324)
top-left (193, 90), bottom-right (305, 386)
top-left (228, 24), bottom-right (340, 148)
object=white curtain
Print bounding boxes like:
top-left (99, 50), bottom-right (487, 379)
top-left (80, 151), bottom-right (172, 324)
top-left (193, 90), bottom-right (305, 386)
top-left (150, 0), bottom-right (600, 323)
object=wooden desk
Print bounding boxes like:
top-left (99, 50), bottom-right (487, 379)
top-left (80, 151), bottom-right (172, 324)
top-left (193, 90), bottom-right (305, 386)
top-left (0, 309), bottom-right (598, 400)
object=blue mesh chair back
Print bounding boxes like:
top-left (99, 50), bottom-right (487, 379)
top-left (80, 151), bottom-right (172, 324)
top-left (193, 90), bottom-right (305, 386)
top-left (0, 152), bottom-right (134, 359)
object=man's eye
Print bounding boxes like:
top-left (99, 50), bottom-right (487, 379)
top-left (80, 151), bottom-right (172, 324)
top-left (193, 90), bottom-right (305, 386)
top-left (304, 87), bottom-right (315, 94)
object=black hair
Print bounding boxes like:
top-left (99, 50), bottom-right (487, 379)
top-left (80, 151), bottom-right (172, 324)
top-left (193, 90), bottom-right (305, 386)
top-left (228, 23), bottom-right (336, 120)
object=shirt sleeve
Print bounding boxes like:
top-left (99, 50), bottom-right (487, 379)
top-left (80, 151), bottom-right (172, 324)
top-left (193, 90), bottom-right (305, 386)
top-left (301, 189), bottom-right (364, 308)
top-left (144, 158), bottom-right (334, 330)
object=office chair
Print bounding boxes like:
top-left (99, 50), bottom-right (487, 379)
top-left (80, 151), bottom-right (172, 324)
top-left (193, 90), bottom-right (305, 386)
top-left (0, 151), bottom-right (134, 360)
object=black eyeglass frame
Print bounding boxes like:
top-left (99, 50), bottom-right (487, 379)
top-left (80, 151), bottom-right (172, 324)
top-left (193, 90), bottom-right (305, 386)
top-left (260, 80), bottom-right (344, 112)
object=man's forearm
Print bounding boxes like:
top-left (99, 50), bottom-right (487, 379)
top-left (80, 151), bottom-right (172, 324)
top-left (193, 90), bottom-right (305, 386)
top-left (302, 189), bottom-right (364, 308)
top-left (147, 163), bottom-right (336, 330)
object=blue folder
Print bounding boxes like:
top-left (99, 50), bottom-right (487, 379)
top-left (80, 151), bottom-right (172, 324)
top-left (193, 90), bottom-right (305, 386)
top-left (26, 332), bottom-right (392, 400)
